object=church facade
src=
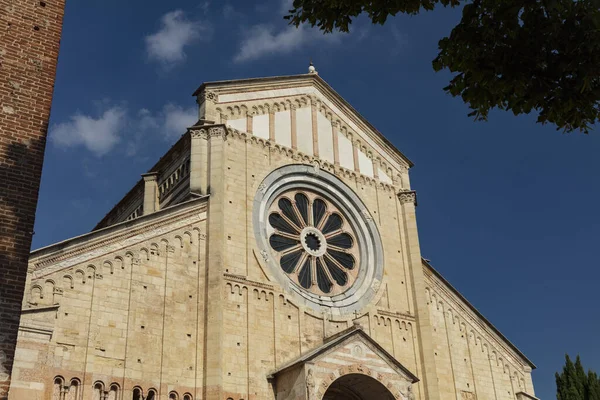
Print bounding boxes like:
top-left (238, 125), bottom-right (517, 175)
top-left (8, 71), bottom-right (538, 400)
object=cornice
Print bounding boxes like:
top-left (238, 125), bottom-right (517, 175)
top-left (194, 73), bottom-right (413, 169)
top-left (226, 127), bottom-right (399, 193)
top-left (30, 197), bottom-right (208, 278)
top-left (224, 273), bottom-right (275, 291)
top-left (188, 124), bottom-right (228, 140)
top-left (398, 190), bottom-right (417, 206)
top-left (422, 260), bottom-right (536, 371)
top-left (376, 309), bottom-right (415, 321)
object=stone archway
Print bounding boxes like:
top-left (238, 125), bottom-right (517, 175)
top-left (322, 373), bottom-right (395, 400)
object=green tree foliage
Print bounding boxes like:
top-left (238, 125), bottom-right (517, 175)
top-left (285, 0), bottom-right (600, 133)
top-left (556, 354), bottom-right (600, 400)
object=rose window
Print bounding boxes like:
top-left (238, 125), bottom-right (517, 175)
top-left (268, 190), bottom-right (359, 296)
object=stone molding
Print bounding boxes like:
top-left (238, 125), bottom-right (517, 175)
top-left (196, 89), bottom-right (217, 106)
top-left (30, 199), bottom-right (207, 278)
top-left (189, 124), bottom-right (228, 141)
top-left (26, 224), bottom-right (206, 313)
top-left (201, 74), bottom-right (414, 171)
top-left (223, 273), bottom-right (275, 292)
top-left (398, 190), bottom-right (417, 206)
top-left (226, 127), bottom-right (398, 193)
top-left (424, 267), bottom-right (531, 379)
top-left (217, 94), bottom-right (410, 181)
top-left (269, 327), bottom-right (418, 400)
top-left (376, 309), bottom-right (415, 321)
top-left (252, 165), bottom-right (385, 316)
top-left (516, 391), bottom-right (540, 400)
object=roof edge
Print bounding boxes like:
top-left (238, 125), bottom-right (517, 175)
top-left (268, 325), bottom-right (420, 383)
top-left (193, 73), bottom-right (414, 168)
top-left (422, 258), bottom-right (536, 370)
top-left (30, 196), bottom-right (209, 261)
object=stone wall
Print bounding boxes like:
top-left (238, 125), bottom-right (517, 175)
top-left (0, 0), bottom-right (65, 398)
top-left (215, 129), bottom-right (426, 400)
top-left (9, 201), bottom-right (207, 400)
top-left (424, 265), bottom-right (536, 400)
top-left (8, 74), bottom-right (537, 399)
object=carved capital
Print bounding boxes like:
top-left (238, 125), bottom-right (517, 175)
top-left (398, 190), bottom-right (417, 206)
top-left (209, 125), bottom-right (227, 140)
top-left (190, 128), bottom-right (209, 140)
top-left (199, 89), bottom-right (217, 104)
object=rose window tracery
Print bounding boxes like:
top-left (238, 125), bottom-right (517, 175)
top-left (268, 190), bottom-right (359, 296)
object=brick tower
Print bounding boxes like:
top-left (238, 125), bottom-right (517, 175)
top-left (0, 1), bottom-right (66, 398)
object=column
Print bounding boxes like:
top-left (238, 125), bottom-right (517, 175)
top-left (311, 100), bottom-right (319, 157)
top-left (203, 125), bottom-right (228, 400)
top-left (291, 105), bottom-right (298, 150)
top-left (189, 127), bottom-right (209, 195)
top-left (398, 190), bottom-right (441, 400)
top-left (332, 121), bottom-right (340, 166)
top-left (141, 172), bottom-right (159, 215)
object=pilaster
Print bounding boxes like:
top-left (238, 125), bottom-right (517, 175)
top-left (398, 190), bottom-right (441, 400)
top-left (141, 172), bottom-right (159, 215)
top-left (189, 127), bottom-right (209, 195)
top-left (202, 125), bottom-right (228, 400)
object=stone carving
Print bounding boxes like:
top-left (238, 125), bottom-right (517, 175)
top-left (260, 249), bottom-right (269, 263)
top-left (306, 368), bottom-right (315, 400)
top-left (400, 383), bottom-right (416, 400)
top-left (209, 126), bottom-right (227, 139)
top-left (190, 128), bottom-right (209, 140)
top-left (199, 89), bottom-right (217, 104)
top-left (362, 209), bottom-right (373, 221)
top-left (398, 191), bottom-right (417, 205)
top-left (460, 390), bottom-right (476, 400)
top-left (312, 159), bottom-right (320, 174)
top-left (257, 182), bottom-right (267, 194)
top-left (406, 384), bottom-right (416, 400)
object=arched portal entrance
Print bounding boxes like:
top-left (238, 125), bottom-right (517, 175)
top-left (322, 373), bottom-right (395, 400)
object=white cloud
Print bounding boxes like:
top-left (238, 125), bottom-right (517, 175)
top-left (162, 103), bottom-right (198, 139)
top-left (234, 24), bottom-right (342, 63)
top-left (223, 3), bottom-right (245, 20)
top-left (51, 107), bottom-right (125, 157)
top-left (390, 26), bottom-right (408, 55)
top-left (145, 10), bottom-right (210, 66)
top-left (51, 103), bottom-right (198, 157)
top-left (280, 0), bottom-right (293, 14)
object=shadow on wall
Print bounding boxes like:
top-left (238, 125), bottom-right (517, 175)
top-left (0, 136), bottom-right (47, 392)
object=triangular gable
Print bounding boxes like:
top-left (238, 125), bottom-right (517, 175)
top-left (28, 197), bottom-right (207, 280)
top-left (194, 74), bottom-right (412, 186)
top-left (269, 324), bottom-right (419, 384)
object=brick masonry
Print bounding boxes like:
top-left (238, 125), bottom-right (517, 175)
top-left (0, 0), bottom-right (65, 398)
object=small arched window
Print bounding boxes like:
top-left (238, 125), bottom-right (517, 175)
top-left (67, 379), bottom-right (80, 400)
top-left (93, 381), bottom-right (104, 400)
top-left (147, 389), bottom-right (157, 400)
top-left (183, 393), bottom-right (193, 400)
top-left (108, 383), bottom-right (119, 400)
top-left (169, 391), bottom-right (179, 400)
top-left (132, 387), bottom-right (143, 400)
top-left (52, 376), bottom-right (64, 400)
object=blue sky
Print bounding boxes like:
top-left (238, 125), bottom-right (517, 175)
top-left (34, 1), bottom-right (600, 398)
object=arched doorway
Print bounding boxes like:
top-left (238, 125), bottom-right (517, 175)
top-left (322, 373), bottom-right (395, 400)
